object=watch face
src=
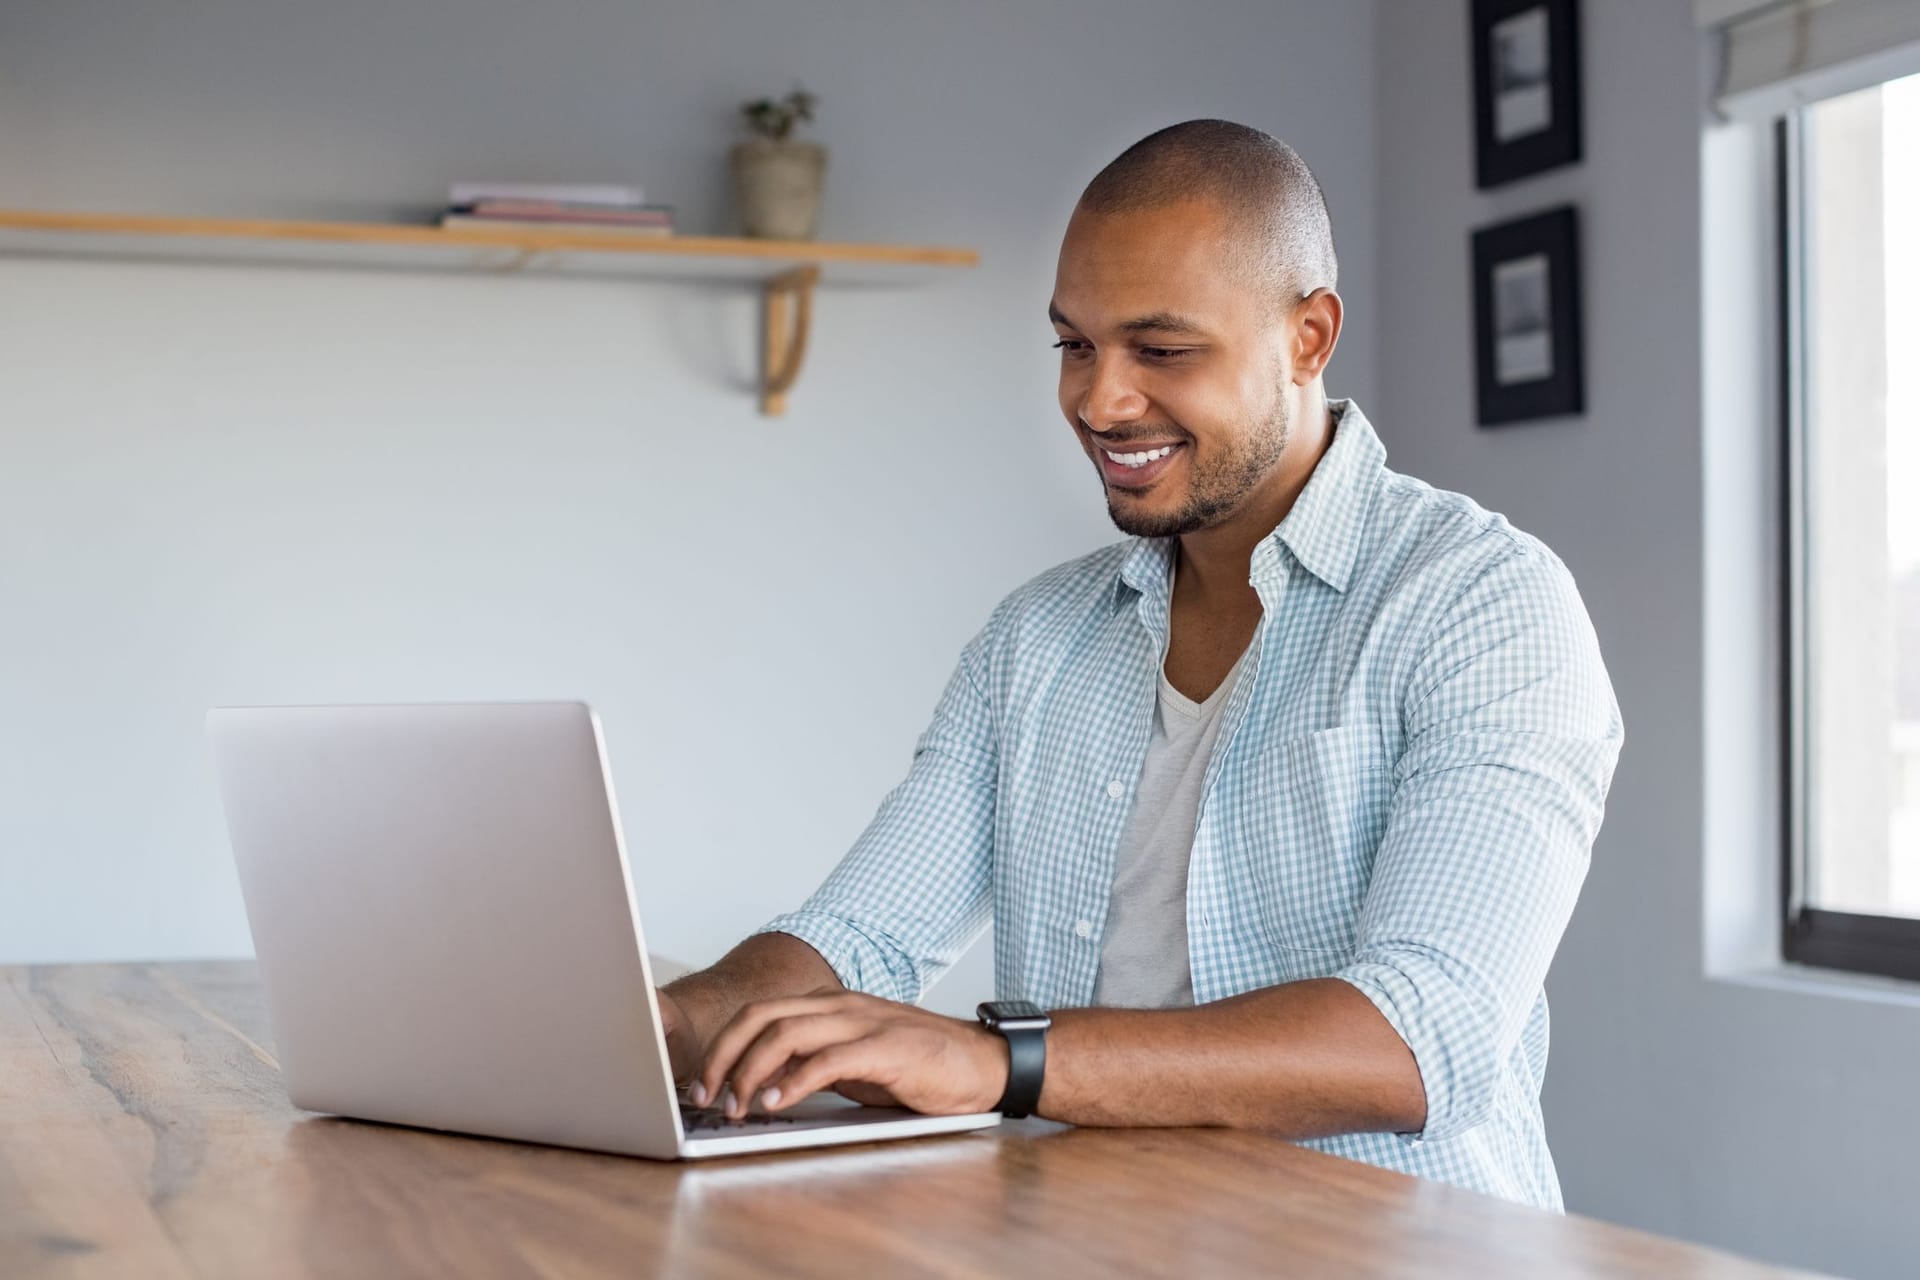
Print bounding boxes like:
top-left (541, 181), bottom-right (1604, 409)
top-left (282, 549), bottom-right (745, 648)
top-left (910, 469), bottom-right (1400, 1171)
top-left (979, 1000), bottom-right (1050, 1031)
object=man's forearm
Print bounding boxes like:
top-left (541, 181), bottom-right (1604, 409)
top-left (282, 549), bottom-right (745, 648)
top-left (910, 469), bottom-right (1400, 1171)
top-left (1039, 978), bottom-right (1427, 1138)
top-left (662, 931), bottom-right (844, 1051)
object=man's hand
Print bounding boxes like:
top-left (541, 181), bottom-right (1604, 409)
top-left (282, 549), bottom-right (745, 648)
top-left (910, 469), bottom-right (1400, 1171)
top-left (692, 989), bottom-right (1011, 1120)
top-left (654, 987), bottom-right (703, 1084)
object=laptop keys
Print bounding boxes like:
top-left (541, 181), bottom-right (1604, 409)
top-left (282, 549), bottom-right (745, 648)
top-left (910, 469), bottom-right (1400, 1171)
top-left (678, 1105), bottom-right (800, 1132)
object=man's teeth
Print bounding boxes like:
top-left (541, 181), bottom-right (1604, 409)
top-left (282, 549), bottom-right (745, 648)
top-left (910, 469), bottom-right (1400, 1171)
top-left (1104, 445), bottom-right (1177, 468)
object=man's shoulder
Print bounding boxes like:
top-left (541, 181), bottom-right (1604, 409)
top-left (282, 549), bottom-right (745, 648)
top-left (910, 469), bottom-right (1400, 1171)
top-left (1363, 465), bottom-right (1571, 601)
top-left (962, 539), bottom-right (1135, 662)
top-left (1357, 467), bottom-right (1606, 696)
top-left (990, 538), bottom-right (1134, 624)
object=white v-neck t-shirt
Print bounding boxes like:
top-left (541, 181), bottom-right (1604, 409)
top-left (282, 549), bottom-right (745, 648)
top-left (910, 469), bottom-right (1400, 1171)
top-left (1090, 639), bottom-right (1252, 1009)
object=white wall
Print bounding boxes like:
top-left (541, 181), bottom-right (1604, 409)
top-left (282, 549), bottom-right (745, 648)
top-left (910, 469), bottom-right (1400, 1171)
top-left (0, 1), bottom-right (1379, 1020)
top-left (1376, 3), bottom-right (1920, 1278)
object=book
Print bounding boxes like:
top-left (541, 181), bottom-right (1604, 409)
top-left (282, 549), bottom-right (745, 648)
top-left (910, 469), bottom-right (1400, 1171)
top-left (438, 214), bottom-right (673, 237)
top-left (448, 180), bottom-right (646, 208)
top-left (450, 199), bottom-right (673, 225)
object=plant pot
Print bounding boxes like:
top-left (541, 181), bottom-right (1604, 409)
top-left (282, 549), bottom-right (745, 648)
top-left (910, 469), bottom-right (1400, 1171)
top-left (730, 138), bottom-right (828, 240)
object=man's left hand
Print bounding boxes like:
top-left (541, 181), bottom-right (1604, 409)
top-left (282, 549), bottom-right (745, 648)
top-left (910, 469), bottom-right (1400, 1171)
top-left (691, 990), bottom-right (1010, 1120)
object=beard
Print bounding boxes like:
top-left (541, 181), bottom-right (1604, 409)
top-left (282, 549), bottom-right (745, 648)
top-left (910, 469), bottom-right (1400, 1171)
top-left (1102, 393), bottom-right (1293, 539)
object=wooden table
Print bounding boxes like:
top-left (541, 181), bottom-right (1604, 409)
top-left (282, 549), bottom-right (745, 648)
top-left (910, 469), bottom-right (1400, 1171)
top-left (1, 962), bottom-right (1825, 1279)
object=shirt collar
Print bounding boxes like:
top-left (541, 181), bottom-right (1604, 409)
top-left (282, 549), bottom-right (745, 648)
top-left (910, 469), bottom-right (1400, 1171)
top-left (1111, 398), bottom-right (1387, 612)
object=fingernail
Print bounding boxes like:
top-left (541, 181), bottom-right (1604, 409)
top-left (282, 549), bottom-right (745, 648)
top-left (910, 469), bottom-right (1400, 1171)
top-left (721, 1086), bottom-right (737, 1114)
top-left (690, 1081), bottom-right (708, 1106)
top-left (761, 1086), bottom-right (782, 1108)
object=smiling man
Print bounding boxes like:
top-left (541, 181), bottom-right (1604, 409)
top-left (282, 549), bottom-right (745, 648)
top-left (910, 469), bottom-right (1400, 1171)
top-left (657, 120), bottom-right (1622, 1210)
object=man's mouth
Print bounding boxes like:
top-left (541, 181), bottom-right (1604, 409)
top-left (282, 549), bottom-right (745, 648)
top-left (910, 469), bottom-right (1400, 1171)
top-left (1098, 441), bottom-right (1186, 489)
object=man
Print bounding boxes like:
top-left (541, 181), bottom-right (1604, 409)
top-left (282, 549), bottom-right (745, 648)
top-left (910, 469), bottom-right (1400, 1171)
top-left (657, 120), bottom-right (1622, 1211)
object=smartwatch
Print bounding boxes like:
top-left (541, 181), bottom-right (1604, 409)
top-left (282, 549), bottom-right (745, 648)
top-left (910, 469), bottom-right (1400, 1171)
top-left (976, 1000), bottom-right (1052, 1119)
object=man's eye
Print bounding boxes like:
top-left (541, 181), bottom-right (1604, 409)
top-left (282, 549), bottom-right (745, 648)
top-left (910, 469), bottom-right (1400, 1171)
top-left (1051, 339), bottom-right (1192, 360)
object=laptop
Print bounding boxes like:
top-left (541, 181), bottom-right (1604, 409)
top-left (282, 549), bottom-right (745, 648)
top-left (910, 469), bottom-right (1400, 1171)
top-left (206, 701), bottom-right (1001, 1159)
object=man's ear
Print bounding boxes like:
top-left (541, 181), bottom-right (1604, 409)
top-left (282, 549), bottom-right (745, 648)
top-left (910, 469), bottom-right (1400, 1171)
top-left (1291, 288), bottom-right (1343, 384)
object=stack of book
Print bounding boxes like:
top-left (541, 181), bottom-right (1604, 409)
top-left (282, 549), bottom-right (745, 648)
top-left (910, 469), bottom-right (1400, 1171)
top-left (438, 182), bottom-right (674, 236)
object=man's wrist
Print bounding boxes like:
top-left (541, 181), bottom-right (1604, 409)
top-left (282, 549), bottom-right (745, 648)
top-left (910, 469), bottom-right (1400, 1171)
top-left (972, 1023), bottom-right (1013, 1113)
top-left (975, 1001), bottom-right (1051, 1117)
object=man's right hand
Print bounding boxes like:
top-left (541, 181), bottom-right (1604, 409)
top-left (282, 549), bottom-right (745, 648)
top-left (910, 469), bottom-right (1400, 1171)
top-left (656, 987), bottom-right (703, 1084)
top-left (652, 933), bottom-right (847, 1089)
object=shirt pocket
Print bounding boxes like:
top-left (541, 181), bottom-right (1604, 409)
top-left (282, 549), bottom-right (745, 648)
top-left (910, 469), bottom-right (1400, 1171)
top-left (1241, 724), bottom-right (1393, 968)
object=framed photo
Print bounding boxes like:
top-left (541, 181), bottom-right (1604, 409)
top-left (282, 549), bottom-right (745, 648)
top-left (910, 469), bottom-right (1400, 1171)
top-left (1471, 0), bottom-right (1582, 188)
top-left (1472, 206), bottom-right (1583, 427)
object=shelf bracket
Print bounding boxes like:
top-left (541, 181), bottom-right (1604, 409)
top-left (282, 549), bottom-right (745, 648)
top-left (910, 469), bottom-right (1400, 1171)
top-left (761, 265), bottom-right (819, 416)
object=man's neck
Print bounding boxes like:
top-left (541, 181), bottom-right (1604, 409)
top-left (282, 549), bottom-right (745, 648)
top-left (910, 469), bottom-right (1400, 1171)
top-left (1173, 396), bottom-right (1336, 614)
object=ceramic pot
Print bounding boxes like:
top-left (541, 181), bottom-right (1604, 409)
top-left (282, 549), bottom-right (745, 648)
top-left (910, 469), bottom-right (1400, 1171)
top-left (730, 138), bottom-right (827, 240)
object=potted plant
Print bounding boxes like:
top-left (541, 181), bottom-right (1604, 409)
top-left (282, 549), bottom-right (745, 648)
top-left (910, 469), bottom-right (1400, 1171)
top-left (731, 85), bottom-right (826, 240)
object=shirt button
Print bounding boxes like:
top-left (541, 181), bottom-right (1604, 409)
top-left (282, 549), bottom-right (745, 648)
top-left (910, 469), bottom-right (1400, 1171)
top-left (1106, 780), bottom-right (1125, 799)
top-left (1073, 920), bottom-right (1093, 939)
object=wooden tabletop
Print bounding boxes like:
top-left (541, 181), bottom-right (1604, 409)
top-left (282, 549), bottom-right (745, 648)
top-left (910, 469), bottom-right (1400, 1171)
top-left (1, 962), bottom-right (1825, 1279)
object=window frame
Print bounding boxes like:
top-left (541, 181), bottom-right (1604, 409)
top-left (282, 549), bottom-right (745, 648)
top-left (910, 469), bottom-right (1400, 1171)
top-left (1777, 108), bottom-right (1920, 984)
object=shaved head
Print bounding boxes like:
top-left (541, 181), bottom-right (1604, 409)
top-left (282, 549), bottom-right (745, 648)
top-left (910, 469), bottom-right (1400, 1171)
top-left (1076, 120), bottom-right (1337, 305)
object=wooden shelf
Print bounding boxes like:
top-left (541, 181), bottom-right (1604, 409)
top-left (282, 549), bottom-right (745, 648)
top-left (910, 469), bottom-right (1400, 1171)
top-left (0, 207), bottom-right (979, 415)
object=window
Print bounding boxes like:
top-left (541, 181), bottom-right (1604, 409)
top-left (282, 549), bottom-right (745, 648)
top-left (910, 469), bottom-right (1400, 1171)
top-left (1782, 69), bottom-right (1920, 981)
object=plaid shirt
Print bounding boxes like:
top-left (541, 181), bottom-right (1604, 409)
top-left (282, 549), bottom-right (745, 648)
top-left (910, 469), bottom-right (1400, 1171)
top-left (761, 400), bottom-right (1623, 1209)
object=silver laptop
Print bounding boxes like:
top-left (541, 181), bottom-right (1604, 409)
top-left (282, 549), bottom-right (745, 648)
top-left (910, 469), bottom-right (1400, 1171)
top-left (207, 701), bottom-right (1000, 1159)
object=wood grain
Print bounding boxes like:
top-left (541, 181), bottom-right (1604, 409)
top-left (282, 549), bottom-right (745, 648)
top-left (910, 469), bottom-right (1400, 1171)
top-left (0, 962), bottom-right (1830, 1279)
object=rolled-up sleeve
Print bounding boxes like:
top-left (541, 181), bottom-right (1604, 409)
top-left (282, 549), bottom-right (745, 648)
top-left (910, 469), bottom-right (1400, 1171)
top-left (1335, 545), bottom-right (1622, 1143)
top-left (755, 621), bottom-right (998, 1005)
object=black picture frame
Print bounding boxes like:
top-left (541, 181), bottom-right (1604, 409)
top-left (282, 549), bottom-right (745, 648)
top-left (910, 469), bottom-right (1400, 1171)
top-left (1472, 205), bottom-right (1583, 427)
top-left (1472, 0), bottom-right (1582, 189)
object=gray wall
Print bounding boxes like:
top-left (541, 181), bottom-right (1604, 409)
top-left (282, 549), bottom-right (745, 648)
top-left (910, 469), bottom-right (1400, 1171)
top-left (1376, 3), bottom-right (1920, 1278)
top-left (0, 0), bottom-right (1379, 1020)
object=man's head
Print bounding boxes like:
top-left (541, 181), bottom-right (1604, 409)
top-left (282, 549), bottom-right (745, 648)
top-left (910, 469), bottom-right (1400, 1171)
top-left (1050, 120), bottom-right (1343, 539)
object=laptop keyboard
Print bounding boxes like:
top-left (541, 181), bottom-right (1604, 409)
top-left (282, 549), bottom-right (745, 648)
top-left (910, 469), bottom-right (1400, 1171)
top-left (678, 1104), bottom-right (803, 1133)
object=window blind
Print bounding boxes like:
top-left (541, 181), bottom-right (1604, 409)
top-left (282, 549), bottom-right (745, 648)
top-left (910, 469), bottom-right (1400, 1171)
top-left (1699, 0), bottom-right (1920, 118)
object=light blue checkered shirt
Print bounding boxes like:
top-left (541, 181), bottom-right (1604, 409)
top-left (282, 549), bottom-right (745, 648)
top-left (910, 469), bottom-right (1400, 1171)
top-left (760, 400), bottom-right (1622, 1209)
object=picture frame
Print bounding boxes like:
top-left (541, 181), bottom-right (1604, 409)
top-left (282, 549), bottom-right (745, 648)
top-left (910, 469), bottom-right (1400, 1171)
top-left (1472, 205), bottom-right (1583, 427)
top-left (1471, 0), bottom-right (1582, 189)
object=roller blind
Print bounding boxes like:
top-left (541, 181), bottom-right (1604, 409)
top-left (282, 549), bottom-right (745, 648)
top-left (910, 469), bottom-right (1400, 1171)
top-left (1700, 0), bottom-right (1920, 118)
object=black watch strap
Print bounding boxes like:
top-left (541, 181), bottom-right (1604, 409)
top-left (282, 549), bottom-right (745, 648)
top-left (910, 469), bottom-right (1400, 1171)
top-left (978, 1002), bottom-right (1049, 1119)
top-left (995, 1025), bottom-right (1046, 1118)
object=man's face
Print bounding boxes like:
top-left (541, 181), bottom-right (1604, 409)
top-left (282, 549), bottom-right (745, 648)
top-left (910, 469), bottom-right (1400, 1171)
top-left (1050, 199), bottom-right (1295, 539)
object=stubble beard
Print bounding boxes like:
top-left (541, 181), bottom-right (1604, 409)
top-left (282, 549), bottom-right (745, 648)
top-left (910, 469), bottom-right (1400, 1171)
top-left (1102, 394), bottom-right (1293, 539)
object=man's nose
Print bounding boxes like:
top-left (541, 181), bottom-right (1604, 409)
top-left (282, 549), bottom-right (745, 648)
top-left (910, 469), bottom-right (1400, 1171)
top-left (1077, 354), bottom-right (1149, 431)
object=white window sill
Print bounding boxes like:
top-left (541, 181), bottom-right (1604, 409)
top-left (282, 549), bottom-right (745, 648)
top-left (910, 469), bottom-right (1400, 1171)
top-left (1713, 961), bottom-right (1920, 1008)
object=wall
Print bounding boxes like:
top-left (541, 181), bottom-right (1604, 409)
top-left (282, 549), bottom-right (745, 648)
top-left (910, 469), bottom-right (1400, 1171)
top-left (0, 0), bottom-right (1379, 1019)
top-left (1375, 3), bottom-right (1920, 1278)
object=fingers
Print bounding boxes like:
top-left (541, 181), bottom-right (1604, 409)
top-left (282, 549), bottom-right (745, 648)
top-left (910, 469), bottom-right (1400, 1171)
top-left (695, 993), bottom-right (863, 1111)
top-left (764, 1041), bottom-right (897, 1112)
top-left (720, 1013), bottom-right (870, 1118)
